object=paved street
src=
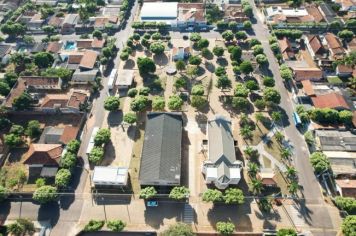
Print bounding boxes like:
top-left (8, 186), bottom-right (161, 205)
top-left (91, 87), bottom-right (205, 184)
top-left (247, 0), bottom-right (341, 232)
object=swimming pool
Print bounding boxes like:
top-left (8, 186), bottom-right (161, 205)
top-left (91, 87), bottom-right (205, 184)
top-left (64, 41), bottom-right (76, 50)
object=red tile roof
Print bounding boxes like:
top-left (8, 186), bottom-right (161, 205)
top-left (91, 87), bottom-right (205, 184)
top-left (79, 50), bottom-right (98, 69)
top-left (59, 126), bottom-right (79, 144)
top-left (301, 80), bottom-right (315, 96)
top-left (307, 35), bottom-right (324, 55)
top-left (23, 144), bottom-right (63, 165)
top-left (325, 33), bottom-right (345, 56)
top-left (41, 94), bottom-right (69, 108)
top-left (293, 67), bottom-right (323, 81)
top-left (306, 6), bottom-right (325, 22)
top-left (311, 93), bottom-right (350, 110)
top-left (337, 64), bottom-right (353, 74)
top-left (92, 38), bottom-right (105, 48)
top-left (47, 42), bottom-right (63, 53)
top-left (22, 76), bottom-right (60, 86)
top-left (67, 91), bottom-right (87, 109)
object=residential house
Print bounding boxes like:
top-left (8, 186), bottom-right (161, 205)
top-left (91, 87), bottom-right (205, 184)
top-left (76, 38), bottom-right (105, 51)
top-left (202, 116), bottom-right (242, 190)
top-left (48, 15), bottom-right (64, 30)
top-left (257, 169), bottom-right (277, 187)
top-left (23, 144), bottom-right (63, 178)
top-left (315, 130), bottom-right (356, 152)
top-left (40, 91), bottom-right (88, 113)
top-left (318, 2), bottom-right (338, 23)
top-left (139, 112), bottom-right (183, 191)
top-left (92, 166), bottom-right (129, 188)
top-left (305, 5), bottom-right (325, 23)
top-left (224, 5), bottom-right (249, 24)
top-left (72, 68), bottom-right (98, 84)
top-left (323, 33), bottom-right (346, 60)
top-left (172, 47), bottom-right (190, 61)
top-left (333, 0), bottom-right (356, 12)
top-left (335, 179), bottom-right (356, 197)
top-left (91, 16), bottom-right (119, 30)
top-left (265, 6), bottom-right (315, 23)
top-left (47, 42), bottom-right (63, 54)
top-left (336, 65), bottom-right (353, 77)
top-left (79, 50), bottom-right (98, 70)
top-left (0, 44), bottom-right (12, 65)
top-left (293, 67), bottom-right (323, 82)
top-left (116, 69), bottom-right (134, 90)
top-left (278, 37), bottom-right (295, 61)
top-left (323, 151), bottom-right (356, 177)
top-left (39, 126), bottom-right (79, 145)
top-left (311, 92), bottom-right (350, 110)
top-left (27, 13), bottom-right (45, 31)
top-left (347, 38), bottom-right (356, 52)
top-left (22, 76), bottom-right (63, 91)
top-left (61, 14), bottom-right (79, 34)
top-left (303, 35), bottom-right (328, 60)
top-left (177, 3), bottom-right (207, 29)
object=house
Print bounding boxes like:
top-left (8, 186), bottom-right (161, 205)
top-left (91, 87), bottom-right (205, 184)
top-left (140, 2), bottom-right (178, 24)
top-left (315, 130), bottom-right (356, 151)
top-left (305, 5), bottom-right (325, 22)
top-left (172, 47), bottom-right (190, 61)
top-left (303, 35), bottom-right (327, 60)
top-left (79, 50), bottom-right (98, 70)
top-left (116, 69), bottom-right (134, 90)
top-left (177, 3), bottom-right (207, 29)
top-left (336, 65), bottom-right (353, 77)
top-left (92, 16), bottom-right (119, 30)
top-left (47, 42), bottom-right (63, 54)
top-left (0, 44), bottom-right (12, 65)
top-left (318, 2), bottom-right (338, 23)
top-left (39, 126), bottom-right (79, 145)
top-left (323, 33), bottom-right (345, 59)
top-left (22, 76), bottom-right (63, 91)
top-left (202, 116), bottom-right (242, 190)
top-left (293, 67), bottom-right (323, 81)
top-left (92, 166), bottom-right (129, 188)
top-left (347, 38), bottom-right (356, 52)
top-left (27, 13), bottom-right (45, 30)
top-left (323, 151), bottom-right (356, 177)
top-left (71, 68), bottom-right (98, 84)
top-left (335, 179), bottom-right (356, 197)
top-left (333, 0), bottom-right (356, 12)
top-left (76, 38), bottom-right (105, 51)
top-left (278, 37), bottom-right (295, 61)
top-left (265, 6), bottom-right (315, 23)
top-left (48, 15), bottom-right (64, 29)
top-left (40, 91), bottom-right (87, 113)
top-left (139, 112), bottom-right (182, 190)
top-left (257, 169), bottom-right (277, 187)
top-left (311, 92), bottom-right (350, 110)
top-left (224, 5), bottom-right (249, 24)
top-left (61, 14), bottom-right (79, 34)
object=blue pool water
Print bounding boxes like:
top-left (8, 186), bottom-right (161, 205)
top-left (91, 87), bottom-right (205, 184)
top-left (64, 41), bottom-right (76, 50)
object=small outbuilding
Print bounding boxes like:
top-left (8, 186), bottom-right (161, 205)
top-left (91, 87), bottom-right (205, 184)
top-left (116, 69), bottom-right (134, 90)
top-left (92, 166), bottom-right (129, 187)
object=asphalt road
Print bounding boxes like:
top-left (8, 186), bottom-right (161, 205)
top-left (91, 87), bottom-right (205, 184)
top-left (247, 0), bottom-right (336, 231)
top-left (0, 1), bottom-right (140, 235)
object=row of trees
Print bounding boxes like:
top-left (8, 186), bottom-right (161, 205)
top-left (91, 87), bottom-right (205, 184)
top-left (83, 219), bottom-right (126, 232)
top-left (202, 188), bottom-right (244, 204)
top-left (139, 186), bottom-right (190, 200)
top-left (89, 128), bottom-right (111, 164)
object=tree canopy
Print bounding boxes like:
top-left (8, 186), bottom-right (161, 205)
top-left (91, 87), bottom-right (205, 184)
top-left (161, 223), bottom-right (195, 236)
top-left (169, 186), bottom-right (190, 200)
top-left (104, 96), bottom-right (120, 111)
top-left (168, 95), bottom-right (183, 110)
top-left (33, 185), bottom-right (58, 204)
top-left (216, 221), bottom-right (235, 235)
top-left (342, 215), bottom-right (356, 236)
top-left (130, 95), bottom-right (149, 112)
top-left (94, 128), bottom-right (111, 146)
top-left (137, 57), bottom-right (156, 75)
top-left (310, 152), bottom-right (330, 174)
top-left (139, 186), bottom-right (157, 199)
top-left (34, 52), bottom-right (54, 68)
top-left (55, 169), bottom-right (71, 188)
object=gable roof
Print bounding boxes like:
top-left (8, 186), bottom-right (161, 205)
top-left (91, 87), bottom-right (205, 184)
top-left (0, 44), bottom-right (11, 57)
top-left (59, 126), bottom-right (79, 145)
top-left (325, 33), bottom-right (345, 56)
top-left (23, 144), bottom-right (63, 165)
top-left (139, 112), bottom-right (182, 186)
top-left (307, 35), bottom-right (324, 55)
top-left (311, 93), bottom-right (350, 110)
top-left (306, 6), bottom-right (325, 22)
top-left (79, 50), bottom-right (98, 69)
top-left (41, 94), bottom-right (69, 108)
top-left (293, 67), bottom-right (323, 81)
top-left (47, 42), bottom-right (63, 53)
top-left (22, 76), bottom-right (60, 87)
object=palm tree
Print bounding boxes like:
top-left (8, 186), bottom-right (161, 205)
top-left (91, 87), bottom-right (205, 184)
top-left (288, 181), bottom-right (299, 196)
top-left (255, 112), bottom-right (265, 124)
top-left (249, 178), bottom-right (264, 195)
top-left (286, 166), bottom-right (297, 180)
top-left (247, 162), bottom-right (259, 178)
top-left (240, 125), bottom-right (252, 139)
top-left (240, 114), bottom-right (249, 126)
top-left (271, 111), bottom-right (282, 123)
top-left (244, 146), bottom-right (254, 158)
top-left (275, 131), bottom-right (284, 143)
top-left (280, 148), bottom-right (292, 161)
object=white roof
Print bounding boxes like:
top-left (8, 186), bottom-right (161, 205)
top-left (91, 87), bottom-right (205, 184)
top-left (324, 151), bottom-right (356, 159)
top-left (266, 6), bottom-right (308, 17)
top-left (206, 167), bottom-right (217, 179)
top-left (116, 69), bottom-right (134, 86)
top-left (229, 167), bottom-right (241, 180)
top-left (86, 127), bottom-right (99, 154)
top-left (140, 2), bottom-right (178, 19)
top-left (92, 166), bottom-right (128, 186)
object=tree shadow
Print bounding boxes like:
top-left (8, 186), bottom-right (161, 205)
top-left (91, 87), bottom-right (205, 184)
top-left (37, 202), bottom-right (60, 227)
top-left (205, 61), bottom-right (215, 73)
top-left (59, 165), bottom-right (84, 210)
top-left (153, 53), bottom-right (169, 67)
top-left (181, 130), bottom-right (190, 188)
top-left (216, 58), bottom-right (228, 66)
top-left (107, 110), bottom-right (123, 127)
top-left (102, 141), bottom-right (115, 166)
top-left (123, 59), bottom-right (135, 69)
top-left (197, 66), bottom-right (206, 77)
top-left (144, 202), bottom-right (184, 229)
top-left (0, 200), bottom-right (11, 222)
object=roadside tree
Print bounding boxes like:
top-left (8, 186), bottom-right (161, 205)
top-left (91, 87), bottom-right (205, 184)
top-left (130, 95), bottom-right (149, 112)
top-left (107, 220), bottom-right (126, 232)
top-left (139, 186), bottom-right (157, 199)
top-left (152, 96), bottom-right (166, 111)
top-left (104, 96), bottom-right (120, 111)
top-left (94, 128), bottom-right (111, 146)
top-left (223, 188), bottom-right (244, 204)
top-left (310, 152), bottom-right (330, 174)
top-left (89, 147), bottom-right (104, 164)
top-left (216, 221), bottom-right (235, 235)
top-left (123, 113), bottom-right (137, 125)
top-left (202, 189), bottom-right (223, 202)
top-left (168, 95), bottom-right (183, 110)
top-left (216, 76), bottom-right (232, 90)
top-left (33, 185), bottom-right (58, 204)
top-left (55, 169), bottom-right (71, 188)
top-left (169, 186), bottom-right (190, 200)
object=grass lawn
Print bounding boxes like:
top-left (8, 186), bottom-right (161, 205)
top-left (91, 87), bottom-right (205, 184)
top-left (327, 76), bottom-right (343, 85)
top-left (263, 137), bottom-right (283, 163)
top-left (262, 155), bottom-right (272, 168)
top-left (274, 170), bottom-right (289, 195)
top-left (0, 162), bottom-right (28, 191)
top-left (247, 123), bottom-right (269, 146)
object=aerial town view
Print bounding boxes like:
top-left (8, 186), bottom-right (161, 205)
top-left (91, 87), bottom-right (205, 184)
top-left (0, 0), bottom-right (355, 235)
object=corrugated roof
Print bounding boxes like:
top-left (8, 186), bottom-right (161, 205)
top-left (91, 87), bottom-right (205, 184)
top-left (311, 92), bottom-right (350, 109)
top-left (79, 50), bottom-right (98, 69)
top-left (301, 80), bottom-right (315, 96)
top-left (139, 112), bottom-right (182, 186)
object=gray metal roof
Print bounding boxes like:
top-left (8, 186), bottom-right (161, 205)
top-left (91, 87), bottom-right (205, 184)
top-left (39, 127), bottom-right (64, 144)
top-left (316, 130), bottom-right (356, 152)
top-left (139, 112), bottom-right (182, 186)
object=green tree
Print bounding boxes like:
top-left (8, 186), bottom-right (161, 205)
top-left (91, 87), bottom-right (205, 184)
top-left (0, 185), bottom-right (9, 202)
top-left (137, 57), bottom-right (156, 75)
top-left (223, 188), bottom-right (244, 204)
top-left (107, 220), bottom-right (126, 232)
top-left (230, 46), bottom-right (242, 61)
top-left (249, 178), bottom-right (263, 195)
top-left (191, 95), bottom-right (207, 109)
top-left (6, 219), bottom-right (35, 236)
top-left (161, 223), bottom-right (195, 236)
top-left (252, 45), bottom-right (264, 56)
top-left (202, 189), bottom-right (223, 202)
top-left (189, 33), bottom-right (201, 42)
top-left (245, 80), bottom-right (259, 91)
top-left (280, 65), bottom-right (293, 81)
top-left (232, 97), bottom-right (249, 111)
top-left (120, 52), bottom-right (129, 61)
top-left (25, 120), bottom-right (41, 138)
top-left (66, 140), bottom-right (81, 154)
top-left (254, 99), bottom-right (266, 110)
top-left (152, 96), bottom-right (165, 111)
top-left (191, 84), bottom-right (205, 96)
top-left (275, 131), bottom-right (284, 143)
top-left (169, 186), bottom-right (190, 200)
top-left (235, 31), bottom-right (247, 40)
top-left (197, 38), bottom-right (209, 50)
top-left (213, 46), bottom-right (224, 57)
top-left (175, 60), bottom-right (186, 71)
top-left (151, 32), bottom-right (161, 40)
top-left (89, 146), bottom-right (104, 164)
top-left (34, 52), bottom-right (54, 68)
top-left (1, 22), bottom-right (26, 38)
top-left (256, 54), bottom-right (268, 65)
top-left (60, 152), bottom-right (77, 169)
top-left (104, 96), bottom-right (120, 111)
top-left (127, 88), bottom-right (138, 98)
top-left (342, 215), bottom-right (356, 236)
top-left (201, 48), bottom-right (212, 58)
top-left (216, 76), bottom-right (232, 90)
top-left (55, 169), bottom-right (71, 188)
top-left (189, 55), bottom-right (202, 66)
top-left (277, 228), bottom-right (297, 236)
top-left (271, 111), bottom-right (282, 123)
top-left (94, 128), bottom-right (111, 146)
top-left (139, 186), bottom-right (157, 199)
top-left (33, 185), bottom-right (58, 204)
top-left (4, 72), bottom-right (18, 87)
top-left (4, 133), bottom-right (22, 148)
top-left (139, 87), bottom-right (150, 96)
top-left (222, 30), bottom-right (234, 41)
top-left (36, 178), bottom-right (46, 188)
top-left (304, 131), bottom-right (315, 146)
top-left (247, 162), bottom-right (259, 178)
top-left (216, 221), bottom-right (235, 235)
top-left (288, 181), bottom-right (298, 195)
top-left (239, 61), bottom-right (253, 74)
top-left (168, 95), bottom-right (183, 110)
top-left (339, 110), bottom-right (353, 125)
top-left (335, 197), bottom-right (356, 214)
top-left (123, 112), bottom-right (137, 125)
top-left (234, 83), bottom-right (249, 97)
top-left (338, 30), bottom-right (354, 42)
top-left (228, 21), bottom-right (238, 30)
top-left (133, 33), bottom-right (141, 41)
top-left (243, 4), bottom-right (253, 16)
top-left (10, 124), bottom-right (24, 136)
top-left (130, 95), bottom-right (149, 112)
top-left (13, 92), bottom-right (33, 110)
top-left (310, 152), bottom-right (330, 174)
top-left (263, 76), bottom-right (275, 87)
top-left (286, 166), bottom-right (297, 180)
top-left (187, 65), bottom-right (199, 79)
top-left (0, 82), bottom-right (10, 96)
top-left (92, 30), bottom-right (102, 39)
top-left (150, 42), bottom-right (165, 54)
top-left (83, 220), bottom-right (105, 232)
top-left (263, 88), bottom-right (281, 104)
top-left (243, 20), bottom-right (252, 29)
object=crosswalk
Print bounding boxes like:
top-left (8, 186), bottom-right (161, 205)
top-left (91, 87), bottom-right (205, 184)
top-left (287, 205), bottom-right (306, 227)
top-left (183, 204), bottom-right (195, 224)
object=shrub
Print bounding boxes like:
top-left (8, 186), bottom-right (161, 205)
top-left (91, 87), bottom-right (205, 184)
top-left (83, 220), bottom-right (105, 232)
top-left (169, 186), bottom-right (190, 200)
top-left (107, 220), bottom-right (126, 232)
top-left (139, 186), bottom-right (156, 199)
top-left (216, 221), bottom-right (235, 235)
top-left (33, 185), bottom-right (58, 204)
top-left (94, 128), bottom-right (111, 146)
